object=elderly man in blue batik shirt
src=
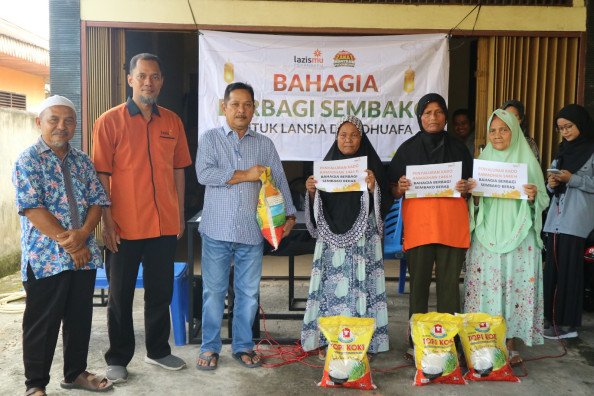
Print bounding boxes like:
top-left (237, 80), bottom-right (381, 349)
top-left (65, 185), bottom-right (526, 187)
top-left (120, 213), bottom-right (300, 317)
top-left (13, 95), bottom-right (112, 396)
top-left (195, 82), bottom-right (296, 370)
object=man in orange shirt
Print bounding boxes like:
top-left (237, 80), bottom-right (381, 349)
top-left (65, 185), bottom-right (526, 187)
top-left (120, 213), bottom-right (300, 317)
top-left (92, 53), bottom-right (192, 382)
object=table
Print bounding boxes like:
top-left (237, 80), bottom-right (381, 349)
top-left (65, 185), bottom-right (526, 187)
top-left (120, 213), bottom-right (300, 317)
top-left (186, 210), bottom-right (313, 344)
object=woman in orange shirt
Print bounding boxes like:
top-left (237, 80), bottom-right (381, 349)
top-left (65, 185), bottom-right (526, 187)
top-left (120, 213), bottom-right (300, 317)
top-left (388, 93), bottom-right (473, 353)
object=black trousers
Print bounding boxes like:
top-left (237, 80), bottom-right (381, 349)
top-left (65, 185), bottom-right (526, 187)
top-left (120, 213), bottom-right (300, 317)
top-left (406, 244), bottom-right (465, 318)
top-left (22, 265), bottom-right (96, 390)
top-left (544, 233), bottom-right (584, 327)
top-left (104, 236), bottom-right (177, 366)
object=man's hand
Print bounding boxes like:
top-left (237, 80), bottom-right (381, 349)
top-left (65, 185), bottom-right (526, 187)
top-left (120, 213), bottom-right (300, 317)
top-left (282, 218), bottom-right (296, 238)
top-left (56, 229), bottom-right (88, 253)
top-left (177, 218), bottom-right (186, 240)
top-left (245, 165), bottom-right (266, 182)
top-left (101, 212), bottom-right (120, 253)
top-left (70, 246), bottom-right (91, 269)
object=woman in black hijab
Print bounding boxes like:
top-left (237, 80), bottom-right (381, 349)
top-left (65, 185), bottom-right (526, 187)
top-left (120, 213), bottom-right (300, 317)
top-left (301, 115), bottom-right (390, 358)
top-left (543, 104), bottom-right (594, 339)
top-left (388, 93), bottom-right (473, 356)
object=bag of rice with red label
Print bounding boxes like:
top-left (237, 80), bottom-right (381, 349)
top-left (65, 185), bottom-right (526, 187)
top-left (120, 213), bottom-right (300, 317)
top-left (256, 167), bottom-right (286, 250)
top-left (410, 312), bottom-right (466, 386)
top-left (457, 313), bottom-right (520, 382)
top-left (318, 316), bottom-right (376, 390)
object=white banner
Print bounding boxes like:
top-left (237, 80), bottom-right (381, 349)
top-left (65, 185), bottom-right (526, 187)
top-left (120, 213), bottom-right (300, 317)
top-left (198, 31), bottom-right (449, 161)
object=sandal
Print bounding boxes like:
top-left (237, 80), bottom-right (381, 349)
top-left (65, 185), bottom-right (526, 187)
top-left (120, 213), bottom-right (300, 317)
top-left (25, 388), bottom-right (46, 396)
top-left (196, 352), bottom-right (219, 371)
top-left (509, 350), bottom-right (523, 367)
top-left (318, 346), bottom-right (327, 361)
top-left (60, 371), bottom-right (113, 392)
top-left (232, 351), bottom-right (262, 368)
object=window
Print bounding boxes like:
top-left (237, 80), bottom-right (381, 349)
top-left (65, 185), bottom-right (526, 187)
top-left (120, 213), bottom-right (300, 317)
top-left (0, 91), bottom-right (27, 110)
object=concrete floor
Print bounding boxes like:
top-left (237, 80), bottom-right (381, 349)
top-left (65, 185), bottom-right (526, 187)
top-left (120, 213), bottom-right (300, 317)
top-left (1, 258), bottom-right (594, 395)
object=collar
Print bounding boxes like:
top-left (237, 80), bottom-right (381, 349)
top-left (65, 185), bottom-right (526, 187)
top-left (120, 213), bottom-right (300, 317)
top-left (222, 119), bottom-right (255, 138)
top-left (34, 136), bottom-right (73, 157)
top-left (126, 97), bottom-right (160, 117)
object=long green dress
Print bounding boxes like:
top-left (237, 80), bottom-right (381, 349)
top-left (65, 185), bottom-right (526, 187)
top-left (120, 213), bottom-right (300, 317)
top-left (463, 109), bottom-right (549, 346)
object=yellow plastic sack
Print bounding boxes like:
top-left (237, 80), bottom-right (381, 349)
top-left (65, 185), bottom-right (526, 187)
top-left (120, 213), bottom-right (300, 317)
top-left (410, 312), bottom-right (465, 386)
top-left (318, 316), bottom-right (376, 390)
top-left (256, 167), bottom-right (286, 250)
top-left (457, 313), bottom-right (520, 382)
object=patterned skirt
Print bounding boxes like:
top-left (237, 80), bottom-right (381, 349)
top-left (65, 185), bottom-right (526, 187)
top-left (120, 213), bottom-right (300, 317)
top-left (300, 215), bottom-right (390, 353)
top-left (464, 231), bottom-right (544, 346)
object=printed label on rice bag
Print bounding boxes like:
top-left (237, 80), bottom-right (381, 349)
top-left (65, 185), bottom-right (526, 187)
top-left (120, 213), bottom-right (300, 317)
top-left (457, 313), bottom-right (520, 382)
top-left (318, 316), bottom-right (376, 390)
top-left (256, 167), bottom-right (286, 250)
top-left (410, 312), bottom-right (466, 386)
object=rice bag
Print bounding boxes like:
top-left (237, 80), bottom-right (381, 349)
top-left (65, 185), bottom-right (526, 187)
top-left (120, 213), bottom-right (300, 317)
top-left (318, 316), bottom-right (376, 390)
top-left (256, 166), bottom-right (286, 250)
top-left (457, 313), bottom-right (520, 382)
top-left (410, 312), bottom-right (466, 386)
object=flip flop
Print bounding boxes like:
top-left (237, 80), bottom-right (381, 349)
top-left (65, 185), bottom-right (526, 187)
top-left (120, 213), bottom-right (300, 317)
top-left (60, 371), bottom-right (113, 392)
top-left (25, 388), bottom-right (46, 396)
top-left (196, 352), bottom-right (219, 371)
top-left (232, 351), bottom-right (262, 368)
top-left (509, 350), bottom-right (523, 367)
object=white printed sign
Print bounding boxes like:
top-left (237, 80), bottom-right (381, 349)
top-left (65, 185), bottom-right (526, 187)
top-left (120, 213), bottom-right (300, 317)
top-left (314, 156), bottom-right (367, 193)
top-left (472, 159), bottom-right (528, 200)
top-left (405, 162), bottom-right (462, 198)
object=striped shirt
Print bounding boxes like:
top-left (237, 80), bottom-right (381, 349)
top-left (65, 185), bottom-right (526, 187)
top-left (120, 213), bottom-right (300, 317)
top-left (196, 121), bottom-right (296, 245)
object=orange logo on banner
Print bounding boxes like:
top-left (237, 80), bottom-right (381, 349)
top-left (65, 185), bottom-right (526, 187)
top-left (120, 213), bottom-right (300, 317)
top-left (333, 50), bottom-right (356, 67)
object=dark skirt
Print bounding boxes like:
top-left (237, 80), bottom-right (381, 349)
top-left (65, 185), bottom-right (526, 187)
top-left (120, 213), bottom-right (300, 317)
top-left (544, 233), bottom-right (585, 327)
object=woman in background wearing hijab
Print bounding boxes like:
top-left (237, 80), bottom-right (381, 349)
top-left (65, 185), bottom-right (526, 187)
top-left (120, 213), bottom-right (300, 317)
top-left (465, 109), bottom-right (549, 366)
top-left (543, 104), bottom-right (594, 340)
top-left (388, 93), bottom-right (473, 356)
top-left (301, 116), bottom-right (390, 358)
top-left (501, 99), bottom-right (540, 162)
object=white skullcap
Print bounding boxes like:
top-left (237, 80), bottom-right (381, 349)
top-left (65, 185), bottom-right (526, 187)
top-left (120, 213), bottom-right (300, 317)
top-left (37, 95), bottom-right (76, 116)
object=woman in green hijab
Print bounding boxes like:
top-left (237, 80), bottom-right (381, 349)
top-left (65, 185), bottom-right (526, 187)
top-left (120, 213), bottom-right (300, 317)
top-left (464, 109), bottom-right (549, 365)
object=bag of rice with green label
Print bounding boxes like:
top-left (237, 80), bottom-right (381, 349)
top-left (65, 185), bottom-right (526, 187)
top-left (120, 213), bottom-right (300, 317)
top-left (256, 167), bottom-right (286, 250)
top-left (457, 313), bottom-right (520, 382)
top-left (318, 316), bottom-right (376, 390)
top-left (410, 312), bottom-right (466, 386)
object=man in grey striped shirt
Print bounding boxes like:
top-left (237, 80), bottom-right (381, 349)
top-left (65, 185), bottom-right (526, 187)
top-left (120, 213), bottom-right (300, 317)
top-left (196, 82), bottom-right (296, 370)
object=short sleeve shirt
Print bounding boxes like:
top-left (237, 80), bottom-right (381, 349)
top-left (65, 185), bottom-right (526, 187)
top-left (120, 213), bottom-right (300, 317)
top-left (13, 138), bottom-right (110, 281)
top-left (92, 99), bottom-right (192, 239)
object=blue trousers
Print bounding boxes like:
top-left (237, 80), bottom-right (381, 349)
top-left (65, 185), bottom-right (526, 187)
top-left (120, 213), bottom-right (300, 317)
top-left (200, 234), bottom-right (263, 353)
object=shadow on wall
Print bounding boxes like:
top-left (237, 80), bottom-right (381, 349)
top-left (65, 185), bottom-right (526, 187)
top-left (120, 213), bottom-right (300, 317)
top-left (0, 108), bottom-right (39, 278)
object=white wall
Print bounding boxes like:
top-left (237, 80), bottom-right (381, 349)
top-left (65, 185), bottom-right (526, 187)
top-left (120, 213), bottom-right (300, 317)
top-left (0, 108), bottom-right (39, 276)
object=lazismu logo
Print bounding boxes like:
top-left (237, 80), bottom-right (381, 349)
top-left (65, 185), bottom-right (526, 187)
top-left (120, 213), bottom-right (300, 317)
top-left (293, 49), bottom-right (323, 64)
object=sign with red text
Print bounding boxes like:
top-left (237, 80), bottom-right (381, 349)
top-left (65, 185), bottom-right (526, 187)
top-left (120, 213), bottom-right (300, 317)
top-left (198, 30), bottom-right (449, 160)
top-left (472, 159), bottom-right (528, 200)
top-left (405, 162), bottom-right (462, 198)
top-left (314, 156), bottom-right (367, 193)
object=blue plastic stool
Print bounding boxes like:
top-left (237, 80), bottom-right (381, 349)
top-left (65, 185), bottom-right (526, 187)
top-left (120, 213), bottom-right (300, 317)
top-left (95, 262), bottom-right (189, 346)
top-left (383, 198), bottom-right (407, 294)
